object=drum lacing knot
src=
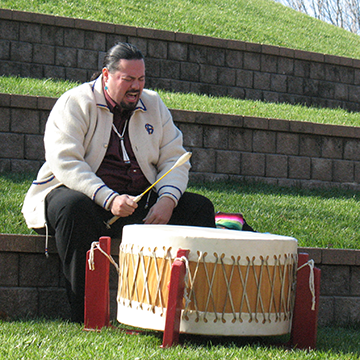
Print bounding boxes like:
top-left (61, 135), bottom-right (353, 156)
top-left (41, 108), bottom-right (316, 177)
top-left (88, 241), bottom-right (119, 274)
top-left (297, 259), bottom-right (316, 311)
top-left (174, 256), bottom-right (191, 309)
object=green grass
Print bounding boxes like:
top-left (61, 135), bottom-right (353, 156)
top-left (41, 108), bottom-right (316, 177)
top-left (1, 2), bottom-right (360, 358)
top-left (0, 172), bottom-right (36, 235)
top-left (160, 90), bottom-right (360, 127)
top-left (0, 76), bottom-right (80, 98)
top-left (2, 75), bottom-right (360, 127)
top-left (2, 0), bottom-right (360, 60)
top-left (2, 172), bottom-right (360, 250)
top-left (1, 319), bottom-right (360, 359)
top-left (190, 181), bottom-right (360, 249)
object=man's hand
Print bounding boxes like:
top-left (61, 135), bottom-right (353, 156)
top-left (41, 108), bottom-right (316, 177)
top-left (109, 194), bottom-right (138, 217)
top-left (143, 197), bottom-right (175, 224)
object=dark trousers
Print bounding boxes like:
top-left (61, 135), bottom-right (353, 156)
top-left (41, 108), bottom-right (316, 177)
top-left (45, 186), bottom-right (215, 322)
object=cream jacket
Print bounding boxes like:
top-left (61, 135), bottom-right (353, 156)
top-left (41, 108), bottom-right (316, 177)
top-left (22, 75), bottom-right (190, 229)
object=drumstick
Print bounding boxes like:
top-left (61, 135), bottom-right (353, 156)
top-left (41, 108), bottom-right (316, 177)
top-left (104, 152), bottom-right (192, 228)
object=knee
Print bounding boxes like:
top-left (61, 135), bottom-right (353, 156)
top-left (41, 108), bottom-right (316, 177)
top-left (61, 193), bottom-right (93, 217)
top-left (53, 190), bottom-right (98, 229)
top-left (196, 193), bottom-right (215, 213)
top-left (182, 192), bottom-right (216, 227)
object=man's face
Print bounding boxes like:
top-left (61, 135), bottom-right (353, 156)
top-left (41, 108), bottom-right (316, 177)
top-left (102, 58), bottom-right (145, 111)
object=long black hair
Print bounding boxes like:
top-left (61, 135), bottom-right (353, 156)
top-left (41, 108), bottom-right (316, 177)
top-left (90, 42), bottom-right (144, 80)
top-left (103, 42), bottom-right (144, 72)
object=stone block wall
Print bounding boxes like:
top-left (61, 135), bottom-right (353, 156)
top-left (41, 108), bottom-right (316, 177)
top-left (2, 92), bottom-right (360, 191)
top-left (1, 234), bottom-right (360, 327)
top-left (303, 247), bottom-right (360, 326)
top-left (1, 9), bottom-right (360, 111)
top-left (0, 234), bottom-right (119, 320)
top-left (172, 108), bottom-right (360, 189)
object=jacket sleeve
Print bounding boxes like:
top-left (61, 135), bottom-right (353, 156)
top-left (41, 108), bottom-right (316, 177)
top-left (149, 93), bottom-right (190, 205)
top-left (44, 86), bottom-right (118, 209)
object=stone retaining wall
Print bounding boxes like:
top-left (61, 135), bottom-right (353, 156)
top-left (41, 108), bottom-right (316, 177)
top-left (2, 93), bottom-right (360, 191)
top-left (1, 233), bottom-right (359, 327)
top-left (1, 9), bottom-right (360, 112)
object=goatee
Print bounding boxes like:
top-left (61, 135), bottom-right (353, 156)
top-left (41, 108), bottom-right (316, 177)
top-left (120, 101), bottom-right (138, 111)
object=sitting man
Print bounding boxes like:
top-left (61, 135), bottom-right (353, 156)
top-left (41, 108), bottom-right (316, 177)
top-left (22, 42), bottom-right (215, 323)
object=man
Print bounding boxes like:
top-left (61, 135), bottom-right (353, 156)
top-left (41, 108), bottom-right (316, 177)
top-left (22, 42), bottom-right (215, 322)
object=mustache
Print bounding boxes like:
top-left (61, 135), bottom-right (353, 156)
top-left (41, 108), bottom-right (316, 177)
top-left (126, 89), bottom-right (140, 94)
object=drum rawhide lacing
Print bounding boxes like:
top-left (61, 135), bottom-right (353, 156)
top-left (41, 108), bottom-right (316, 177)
top-left (118, 244), bottom-right (174, 314)
top-left (181, 252), bottom-right (296, 324)
top-left (117, 242), bottom-right (297, 325)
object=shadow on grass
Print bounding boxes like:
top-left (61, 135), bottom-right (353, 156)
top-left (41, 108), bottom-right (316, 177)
top-left (189, 179), bottom-right (360, 202)
top-left (169, 326), bottom-right (360, 356)
top-left (113, 321), bottom-right (360, 355)
top-left (118, 324), bottom-right (360, 357)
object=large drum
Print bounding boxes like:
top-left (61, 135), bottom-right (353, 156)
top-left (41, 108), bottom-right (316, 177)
top-left (117, 224), bottom-right (298, 336)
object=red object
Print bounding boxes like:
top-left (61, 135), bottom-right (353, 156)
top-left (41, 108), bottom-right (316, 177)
top-left (161, 249), bottom-right (189, 348)
top-left (84, 236), bottom-right (111, 331)
top-left (289, 253), bottom-right (321, 349)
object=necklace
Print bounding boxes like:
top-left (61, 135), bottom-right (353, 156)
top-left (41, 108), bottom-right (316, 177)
top-left (112, 119), bottom-right (130, 164)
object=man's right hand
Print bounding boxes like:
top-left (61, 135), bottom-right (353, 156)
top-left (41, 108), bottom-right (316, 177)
top-left (109, 194), bottom-right (138, 217)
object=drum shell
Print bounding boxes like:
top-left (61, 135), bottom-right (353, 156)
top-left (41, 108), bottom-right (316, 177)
top-left (117, 224), bottom-right (298, 336)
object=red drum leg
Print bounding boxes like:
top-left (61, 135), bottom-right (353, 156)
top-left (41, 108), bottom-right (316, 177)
top-left (161, 249), bottom-right (189, 348)
top-left (290, 253), bottom-right (321, 349)
top-left (84, 236), bottom-right (111, 331)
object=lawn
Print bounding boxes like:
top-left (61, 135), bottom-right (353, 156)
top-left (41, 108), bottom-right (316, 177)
top-left (2, 0), bottom-right (360, 60)
top-left (1, 319), bottom-right (360, 359)
top-left (2, 172), bottom-right (360, 250)
top-left (2, 75), bottom-right (360, 128)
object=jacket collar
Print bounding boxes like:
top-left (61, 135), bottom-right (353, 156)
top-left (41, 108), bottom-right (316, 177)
top-left (92, 75), bottom-right (147, 113)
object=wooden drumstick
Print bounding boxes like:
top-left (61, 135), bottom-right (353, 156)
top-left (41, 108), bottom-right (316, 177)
top-left (104, 152), bottom-right (192, 229)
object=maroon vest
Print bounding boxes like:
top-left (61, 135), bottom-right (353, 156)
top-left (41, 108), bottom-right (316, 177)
top-left (96, 85), bottom-right (150, 195)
